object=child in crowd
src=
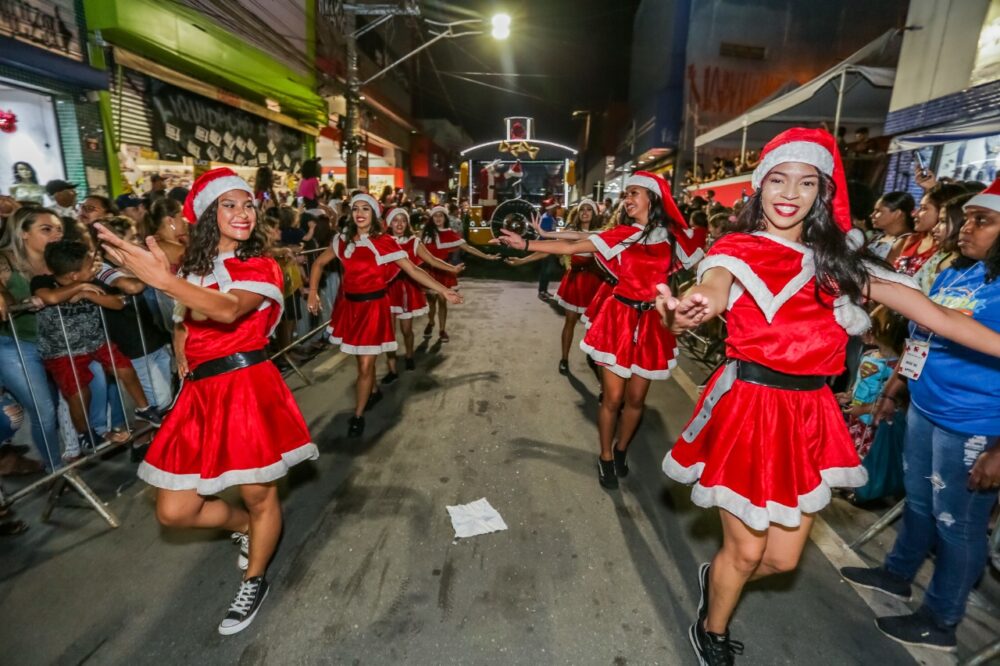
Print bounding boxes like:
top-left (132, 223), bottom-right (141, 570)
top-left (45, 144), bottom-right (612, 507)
top-left (30, 240), bottom-right (161, 449)
top-left (837, 306), bottom-right (907, 458)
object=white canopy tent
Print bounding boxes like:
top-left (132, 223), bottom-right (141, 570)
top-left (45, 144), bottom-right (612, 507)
top-left (694, 29), bottom-right (902, 159)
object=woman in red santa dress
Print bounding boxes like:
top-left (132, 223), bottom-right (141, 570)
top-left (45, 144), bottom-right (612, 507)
top-left (508, 199), bottom-right (606, 374)
top-left (307, 194), bottom-right (462, 437)
top-left (381, 207), bottom-right (463, 382)
top-left (657, 128), bottom-right (1000, 665)
top-left (94, 168), bottom-right (317, 636)
top-left (421, 205), bottom-right (500, 342)
top-left (493, 172), bottom-right (704, 490)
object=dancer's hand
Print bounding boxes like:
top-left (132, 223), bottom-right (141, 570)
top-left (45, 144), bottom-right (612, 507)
top-left (451, 263), bottom-right (466, 274)
top-left (488, 228), bottom-right (526, 250)
top-left (654, 283), bottom-right (680, 328)
top-left (530, 214), bottom-right (544, 237)
top-left (307, 290), bottom-right (320, 315)
top-left (95, 224), bottom-right (173, 290)
top-left (505, 257), bottom-right (524, 267)
top-left (443, 289), bottom-right (463, 305)
top-left (671, 291), bottom-right (714, 332)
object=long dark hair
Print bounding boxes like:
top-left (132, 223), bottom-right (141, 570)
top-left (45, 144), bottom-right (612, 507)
top-left (730, 173), bottom-right (869, 303)
top-left (626, 190), bottom-right (671, 245)
top-left (180, 200), bottom-right (267, 277)
top-left (254, 166), bottom-right (274, 194)
top-left (937, 192), bottom-right (974, 255)
top-left (146, 197), bottom-right (182, 237)
top-left (878, 191), bottom-right (916, 231)
top-left (420, 210), bottom-right (445, 244)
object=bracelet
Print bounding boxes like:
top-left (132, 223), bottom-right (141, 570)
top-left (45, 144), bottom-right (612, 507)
top-left (523, 239), bottom-right (530, 252)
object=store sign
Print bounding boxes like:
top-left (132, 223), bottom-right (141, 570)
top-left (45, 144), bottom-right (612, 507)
top-left (0, 0), bottom-right (83, 61)
top-left (147, 78), bottom-right (304, 174)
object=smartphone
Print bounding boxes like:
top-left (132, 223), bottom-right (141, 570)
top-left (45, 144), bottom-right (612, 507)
top-left (263, 192), bottom-right (270, 201)
top-left (912, 150), bottom-right (929, 178)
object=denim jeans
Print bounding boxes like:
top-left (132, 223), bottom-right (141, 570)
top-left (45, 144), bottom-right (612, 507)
top-left (885, 406), bottom-right (1000, 626)
top-left (87, 361), bottom-right (126, 433)
top-left (131, 345), bottom-right (174, 409)
top-left (0, 336), bottom-right (62, 470)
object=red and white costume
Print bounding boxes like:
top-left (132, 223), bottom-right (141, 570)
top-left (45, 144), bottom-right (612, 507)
top-left (326, 232), bottom-right (406, 354)
top-left (138, 254), bottom-right (317, 494)
top-left (579, 172), bottom-right (705, 379)
top-left (555, 251), bottom-right (604, 314)
top-left (388, 235), bottom-right (430, 319)
top-left (423, 228), bottom-right (465, 289)
top-left (581, 250), bottom-right (620, 329)
top-left (662, 128), bottom-right (914, 530)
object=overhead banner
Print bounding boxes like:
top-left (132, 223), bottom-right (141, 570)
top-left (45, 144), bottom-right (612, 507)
top-left (147, 77), bottom-right (303, 173)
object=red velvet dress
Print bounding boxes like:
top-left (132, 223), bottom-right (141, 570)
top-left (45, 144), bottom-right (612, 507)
top-left (555, 254), bottom-right (604, 314)
top-left (326, 233), bottom-right (406, 354)
top-left (663, 232), bottom-right (873, 530)
top-left (137, 254), bottom-right (317, 495)
top-left (423, 229), bottom-right (465, 289)
top-left (388, 235), bottom-right (430, 320)
top-left (582, 253), bottom-right (620, 329)
top-left (580, 223), bottom-right (703, 379)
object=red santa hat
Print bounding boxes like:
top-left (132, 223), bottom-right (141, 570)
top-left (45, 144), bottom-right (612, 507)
top-left (183, 167), bottom-right (254, 223)
top-left (623, 170), bottom-right (689, 231)
top-left (542, 196), bottom-right (559, 211)
top-left (751, 127), bottom-right (851, 233)
top-left (349, 193), bottom-right (382, 219)
top-left (509, 160), bottom-right (524, 178)
top-left (965, 177), bottom-right (1000, 213)
top-left (385, 206), bottom-right (410, 224)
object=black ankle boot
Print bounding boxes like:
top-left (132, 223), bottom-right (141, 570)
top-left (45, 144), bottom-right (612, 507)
top-left (613, 446), bottom-right (629, 478)
top-left (598, 457), bottom-right (618, 489)
top-left (348, 416), bottom-right (365, 437)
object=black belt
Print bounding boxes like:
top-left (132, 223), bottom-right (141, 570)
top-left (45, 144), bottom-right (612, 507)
top-left (736, 360), bottom-right (827, 391)
top-left (344, 289), bottom-right (387, 302)
top-left (613, 294), bottom-right (656, 344)
top-left (188, 349), bottom-right (269, 381)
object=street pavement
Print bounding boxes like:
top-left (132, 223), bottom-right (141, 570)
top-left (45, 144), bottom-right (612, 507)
top-left (1, 279), bottom-right (997, 665)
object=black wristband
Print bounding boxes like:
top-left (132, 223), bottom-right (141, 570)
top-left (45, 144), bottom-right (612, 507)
top-left (523, 239), bottom-right (530, 252)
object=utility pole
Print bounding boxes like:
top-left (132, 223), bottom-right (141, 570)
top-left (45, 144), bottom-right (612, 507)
top-left (344, 12), bottom-right (361, 189)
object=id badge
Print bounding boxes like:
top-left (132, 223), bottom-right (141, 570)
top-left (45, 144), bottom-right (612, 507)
top-left (899, 338), bottom-right (931, 380)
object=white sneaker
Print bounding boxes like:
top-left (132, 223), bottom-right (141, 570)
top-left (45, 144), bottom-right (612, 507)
top-left (231, 531), bottom-right (249, 571)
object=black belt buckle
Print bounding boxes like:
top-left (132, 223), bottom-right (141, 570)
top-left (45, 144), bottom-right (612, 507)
top-left (345, 289), bottom-right (387, 302)
top-left (188, 349), bottom-right (269, 381)
top-left (735, 361), bottom-right (826, 391)
top-left (614, 294), bottom-right (655, 312)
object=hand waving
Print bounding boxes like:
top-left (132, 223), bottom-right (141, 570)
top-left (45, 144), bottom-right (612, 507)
top-left (94, 223), bottom-right (174, 290)
top-left (488, 228), bottom-right (526, 250)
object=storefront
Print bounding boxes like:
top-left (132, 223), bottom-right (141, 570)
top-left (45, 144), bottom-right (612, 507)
top-left (316, 125), bottom-right (404, 196)
top-left (0, 0), bottom-right (110, 202)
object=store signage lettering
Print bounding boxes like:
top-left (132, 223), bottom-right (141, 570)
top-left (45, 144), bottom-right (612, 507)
top-left (0, 0), bottom-right (82, 60)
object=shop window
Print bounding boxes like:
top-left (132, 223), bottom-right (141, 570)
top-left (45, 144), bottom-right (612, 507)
top-left (0, 83), bottom-right (66, 203)
top-left (936, 134), bottom-right (1000, 184)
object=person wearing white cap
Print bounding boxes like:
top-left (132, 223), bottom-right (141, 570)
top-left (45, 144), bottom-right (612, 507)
top-left (840, 177), bottom-right (1000, 652)
top-left (306, 193), bottom-right (463, 436)
top-left (420, 204), bottom-right (499, 343)
top-left (94, 167), bottom-right (318, 636)
top-left (659, 129), bottom-right (1000, 663)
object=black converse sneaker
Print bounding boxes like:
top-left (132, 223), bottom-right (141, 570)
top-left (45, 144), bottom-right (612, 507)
top-left (218, 576), bottom-right (269, 635)
top-left (696, 562), bottom-right (710, 621)
top-left (231, 532), bottom-right (249, 571)
top-left (598, 457), bottom-right (618, 489)
top-left (613, 446), bottom-right (629, 478)
top-left (689, 620), bottom-right (744, 666)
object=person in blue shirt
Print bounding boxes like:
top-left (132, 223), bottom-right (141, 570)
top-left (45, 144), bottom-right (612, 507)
top-left (536, 198), bottom-right (561, 299)
top-left (841, 179), bottom-right (1000, 652)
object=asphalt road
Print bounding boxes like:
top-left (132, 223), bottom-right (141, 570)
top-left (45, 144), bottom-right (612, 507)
top-left (1, 279), bottom-right (996, 665)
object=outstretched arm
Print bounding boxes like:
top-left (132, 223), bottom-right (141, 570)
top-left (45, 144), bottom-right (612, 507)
top-left (490, 228), bottom-right (597, 256)
top-left (396, 258), bottom-right (463, 304)
top-left (505, 251), bottom-right (548, 267)
top-left (416, 243), bottom-right (463, 274)
top-left (659, 267), bottom-right (734, 333)
top-left (868, 278), bottom-right (1000, 357)
top-left (460, 243), bottom-right (500, 261)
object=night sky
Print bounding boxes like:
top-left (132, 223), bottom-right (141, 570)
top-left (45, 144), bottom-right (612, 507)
top-left (413, 0), bottom-right (639, 145)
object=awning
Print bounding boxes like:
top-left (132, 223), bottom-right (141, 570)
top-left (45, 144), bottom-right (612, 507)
top-left (0, 36), bottom-right (108, 91)
top-left (695, 29), bottom-right (901, 150)
top-left (889, 115), bottom-right (1000, 152)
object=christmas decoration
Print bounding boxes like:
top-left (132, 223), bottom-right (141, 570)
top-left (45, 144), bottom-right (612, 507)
top-left (0, 110), bottom-right (17, 134)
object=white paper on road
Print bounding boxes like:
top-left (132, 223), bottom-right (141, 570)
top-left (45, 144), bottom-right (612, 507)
top-left (446, 498), bottom-right (508, 538)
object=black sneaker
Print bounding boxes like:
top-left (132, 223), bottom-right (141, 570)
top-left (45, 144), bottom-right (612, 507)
top-left (423, 323), bottom-right (434, 338)
top-left (613, 446), bottom-right (629, 478)
top-left (218, 576), bottom-right (269, 635)
top-left (364, 390), bottom-right (383, 412)
top-left (696, 562), bottom-right (710, 621)
top-left (348, 416), bottom-right (365, 437)
top-left (875, 609), bottom-right (957, 652)
top-left (558, 359), bottom-right (569, 375)
top-left (134, 406), bottom-right (162, 428)
top-left (689, 621), bottom-right (744, 666)
top-left (405, 358), bottom-right (416, 371)
top-left (598, 457), bottom-right (618, 489)
top-left (381, 371), bottom-right (399, 386)
top-left (232, 531), bottom-right (249, 571)
top-left (840, 566), bottom-right (912, 601)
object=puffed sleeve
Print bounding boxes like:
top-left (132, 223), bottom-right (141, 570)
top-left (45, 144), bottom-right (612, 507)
top-left (371, 234), bottom-right (408, 265)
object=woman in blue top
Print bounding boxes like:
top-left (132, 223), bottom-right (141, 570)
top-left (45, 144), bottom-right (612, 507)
top-left (841, 177), bottom-right (1000, 652)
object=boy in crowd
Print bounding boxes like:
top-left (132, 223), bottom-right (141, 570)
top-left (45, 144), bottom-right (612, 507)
top-left (30, 240), bottom-right (161, 449)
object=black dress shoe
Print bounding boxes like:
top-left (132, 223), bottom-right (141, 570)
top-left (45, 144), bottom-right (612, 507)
top-left (405, 357), bottom-right (416, 371)
top-left (348, 416), bottom-right (365, 437)
top-left (365, 390), bottom-right (383, 412)
top-left (598, 457), bottom-right (618, 489)
top-left (381, 371), bottom-right (399, 385)
top-left (613, 446), bottom-right (629, 478)
top-left (558, 359), bottom-right (569, 375)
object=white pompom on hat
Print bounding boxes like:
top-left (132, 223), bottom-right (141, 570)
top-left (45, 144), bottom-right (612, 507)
top-left (182, 167), bottom-right (254, 223)
top-left (965, 177), bottom-right (1000, 214)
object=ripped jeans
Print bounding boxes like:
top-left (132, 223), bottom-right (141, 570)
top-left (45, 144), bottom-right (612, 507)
top-left (885, 406), bottom-right (999, 626)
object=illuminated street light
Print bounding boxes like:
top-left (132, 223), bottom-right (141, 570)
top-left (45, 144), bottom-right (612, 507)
top-left (491, 13), bottom-right (511, 40)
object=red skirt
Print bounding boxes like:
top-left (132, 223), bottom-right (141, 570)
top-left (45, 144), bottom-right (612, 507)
top-left (580, 296), bottom-right (678, 380)
top-left (327, 293), bottom-right (397, 354)
top-left (555, 269), bottom-right (603, 314)
top-left (389, 276), bottom-right (429, 320)
top-left (428, 267), bottom-right (458, 289)
top-left (663, 362), bottom-right (868, 530)
top-left (582, 281), bottom-right (614, 329)
top-left (137, 361), bottom-right (317, 495)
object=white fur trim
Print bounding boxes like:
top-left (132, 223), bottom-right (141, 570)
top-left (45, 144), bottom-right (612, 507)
top-left (555, 295), bottom-right (588, 314)
top-left (579, 339), bottom-right (677, 380)
top-left (965, 192), bottom-right (1000, 213)
top-left (752, 141), bottom-right (835, 190)
top-left (339, 234), bottom-right (406, 264)
top-left (697, 251), bottom-right (814, 323)
top-left (833, 295), bottom-right (871, 335)
top-left (185, 254), bottom-right (283, 336)
top-left (591, 227), bottom-right (644, 260)
top-left (387, 209), bottom-right (410, 223)
top-left (864, 261), bottom-right (920, 290)
top-left (192, 176), bottom-right (253, 220)
top-left (624, 174), bottom-right (662, 196)
top-left (350, 194), bottom-right (381, 218)
top-left (429, 205), bottom-right (449, 218)
top-left (846, 228), bottom-right (866, 251)
top-left (326, 328), bottom-right (398, 355)
top-left (395, 305), bottom-right (429, 320)
top-left (676, 244), bottom-right (706, 270)
top-left (750, 230), bottom-right (810, 254)
top-left (577, 198), bottom-right (600, 214)
top-left (137, 442), bottom-right (319, 495)
top-left (662, 452), bottom-right (868, 530)
top-left (434, 237), bottom-right (466, 250)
